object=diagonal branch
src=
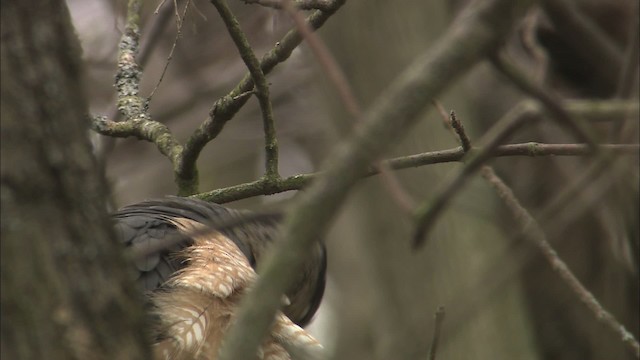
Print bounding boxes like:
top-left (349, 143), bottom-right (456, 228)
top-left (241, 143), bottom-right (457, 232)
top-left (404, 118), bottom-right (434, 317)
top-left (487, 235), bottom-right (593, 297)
top-left (179, 1), bottom-right (345, 182)
top-left (413, 102), bottom-right (539, 246)
top-left (480, 166), bottom-right (640, 357)
top-left (210, 0), bottom-right (279, 178)
top-left (215, 1), bottom-right (535, 359)
top-left (436, 102), bottom-right (639, 358)
top-left (242, 0), bottom-right (335, 11)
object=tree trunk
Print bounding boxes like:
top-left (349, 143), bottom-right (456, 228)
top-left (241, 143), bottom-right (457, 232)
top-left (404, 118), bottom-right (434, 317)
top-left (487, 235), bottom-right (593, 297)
top-left (1, 2), bottom-right (149, 359)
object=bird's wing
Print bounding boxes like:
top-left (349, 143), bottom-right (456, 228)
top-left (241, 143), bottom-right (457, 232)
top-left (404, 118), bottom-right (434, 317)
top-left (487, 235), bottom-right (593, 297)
top-left (113, 196), bottom-right (260, 290)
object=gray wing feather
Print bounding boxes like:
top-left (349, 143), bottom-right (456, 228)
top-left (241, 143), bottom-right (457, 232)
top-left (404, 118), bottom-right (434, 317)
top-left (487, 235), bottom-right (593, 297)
top-left (112, 196), bottom-right (326, 326)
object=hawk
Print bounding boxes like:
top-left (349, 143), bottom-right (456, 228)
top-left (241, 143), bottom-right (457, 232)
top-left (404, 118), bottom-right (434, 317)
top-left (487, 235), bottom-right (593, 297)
top-left (112, 197), bottom-right (327, 360)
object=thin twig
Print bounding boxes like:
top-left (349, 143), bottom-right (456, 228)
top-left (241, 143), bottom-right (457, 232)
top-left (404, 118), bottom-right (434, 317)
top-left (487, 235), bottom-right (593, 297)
top-left (102, 96), bottom-right (635, 151)
top-left (428, 306), bottom-right (446, 360)
top-left (413, 102), bottom-right (539, 247)
top-left (143, 0), bottom-right (180, 67)
top-left (179, 1), bottom-right (345, 185)
top-left (449, 110), bottom-right (471, 152)
top-left (172, 0), bottom-right (182, 25)
top-left (148, 0), bottom-right (193, 101)
top-left (440, 107), bottom-right (639, 358)
top-left (242, 0), bottom-right (334, 11)
top-left (190, 141), bottom-right (639, 204)
top-left (438, 161), bottom-right (637, 357)
top-left (480, 166), bottom-right (640, 357)
top-left (210, 0), bottom-right (279, 178)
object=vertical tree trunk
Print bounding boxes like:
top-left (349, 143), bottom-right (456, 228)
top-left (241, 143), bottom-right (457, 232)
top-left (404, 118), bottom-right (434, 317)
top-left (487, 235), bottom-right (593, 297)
top-left (1, 2), bottom-right (149, 359)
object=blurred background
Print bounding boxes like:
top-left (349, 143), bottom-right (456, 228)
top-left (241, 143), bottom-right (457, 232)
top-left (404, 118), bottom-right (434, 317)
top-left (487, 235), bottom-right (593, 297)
top-left (69, 0), bottom-right (639, 359)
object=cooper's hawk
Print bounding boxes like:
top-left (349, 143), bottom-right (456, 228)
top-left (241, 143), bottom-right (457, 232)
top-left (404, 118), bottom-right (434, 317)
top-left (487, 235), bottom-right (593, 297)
top-left (113, 197), bottom-right (326, 359)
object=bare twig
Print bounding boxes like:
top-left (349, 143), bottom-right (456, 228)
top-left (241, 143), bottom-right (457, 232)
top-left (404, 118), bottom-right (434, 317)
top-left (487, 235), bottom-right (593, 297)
top-left (93, 97), bottom-right (638, 202)
top-left (437, 106), bottom-right (639, 357)
top-left (413, 102), bottom-right (538, 247)
top-left (143, 0), bottom-right (182, 67)
top-left (428, 306), bottom-right (446, 360)
top-left (215, 1), bottom-right (534, 359)
top-left (210, 0), bottom-right (279, 178)
top-left (438, 164), bottom-right (637, 357)
top-left (424, 134), bottom-right (638, 360)
top-left (179, 1), bottom-right (345, 186)
top-left (192, 142), bottom-right (639, 204)
top-left (147, 0), bottom-right (193, 101)
top-left (480, 166), bottom-right (640, 357)
top-left (412, 95), bottom-right (640, 247)
top-left (242, 0), bottom-right (334, 11)
top-left (449, 110), bottom-right (471, 152)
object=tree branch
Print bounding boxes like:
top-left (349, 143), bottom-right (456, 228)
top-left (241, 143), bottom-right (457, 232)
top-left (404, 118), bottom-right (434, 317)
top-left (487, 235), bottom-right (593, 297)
top-left (428, 306), bottom-right (446, 360)
top-left (210, 0), bottom-right (280, 178)
top-left (413, 102), bottom-right (538, 246)
top-left (193, 141), bottom-right (638, 204)
top-left (216, 1), bottom-right (535, 359)
top-left (242, 0), bottom-right (335, 11)
top-left (90, 115), bottom-right (183, 162)
top-left (116, 0), bottom-right (143, 104)
top-left (432, 103), bottom-right (639, 357)
top-left (180, 0), bottom-right (345, 181)
top-left (480, 166), bottom-right (640, 357)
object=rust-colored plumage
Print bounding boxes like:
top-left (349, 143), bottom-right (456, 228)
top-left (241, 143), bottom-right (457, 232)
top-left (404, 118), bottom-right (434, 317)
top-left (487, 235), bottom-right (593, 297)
top-left (113, 197), bottom-right (326, 359)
